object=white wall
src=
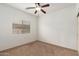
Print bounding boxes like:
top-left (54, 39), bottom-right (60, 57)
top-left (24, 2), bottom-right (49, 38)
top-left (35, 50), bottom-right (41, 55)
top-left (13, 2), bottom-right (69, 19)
top-left (38, 5), bottom-right (77, 50)
top-left (0, 4), bottom-right (38, 51)
top-left (76, 4), bottom-right (79, 52)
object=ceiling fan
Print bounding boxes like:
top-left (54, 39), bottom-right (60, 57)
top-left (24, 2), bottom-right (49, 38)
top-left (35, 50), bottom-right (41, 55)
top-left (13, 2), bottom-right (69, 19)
top-left (26, 3), bottom-right (50, 14)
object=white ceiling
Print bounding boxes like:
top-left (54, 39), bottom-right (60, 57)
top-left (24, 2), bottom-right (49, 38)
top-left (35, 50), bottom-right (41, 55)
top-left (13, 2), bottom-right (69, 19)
top-left (7, 3), bottom-right (76, 16)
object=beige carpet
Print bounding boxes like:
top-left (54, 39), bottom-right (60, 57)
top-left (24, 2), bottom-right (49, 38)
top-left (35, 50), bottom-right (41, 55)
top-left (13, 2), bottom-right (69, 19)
top-left (0, 41), bottom-right (78, 56)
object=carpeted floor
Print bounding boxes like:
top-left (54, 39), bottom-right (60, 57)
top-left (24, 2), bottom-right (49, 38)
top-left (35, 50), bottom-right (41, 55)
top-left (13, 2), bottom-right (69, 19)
top-left (0, 41), bottom-right (78, 56)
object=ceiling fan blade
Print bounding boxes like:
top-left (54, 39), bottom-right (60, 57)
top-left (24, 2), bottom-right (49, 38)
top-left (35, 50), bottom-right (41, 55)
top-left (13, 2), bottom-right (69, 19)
top-left (42, 4), bottom-right (49, 8)
top-left (26, 7), bottom-right (35, 9)
top-left (34, 10), bottom-right (37, 14)
top-left (41, 9), bottom-right (46, 14)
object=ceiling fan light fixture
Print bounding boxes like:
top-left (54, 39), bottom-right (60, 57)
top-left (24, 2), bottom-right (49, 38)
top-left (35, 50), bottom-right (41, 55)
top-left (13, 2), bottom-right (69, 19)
top-left (35, 7), bottom-right (41, 11)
